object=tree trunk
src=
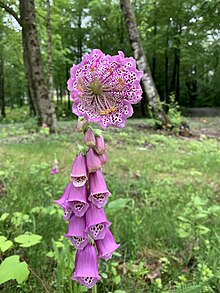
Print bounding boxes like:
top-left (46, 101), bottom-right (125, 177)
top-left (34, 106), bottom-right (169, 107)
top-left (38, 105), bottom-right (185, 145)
top-left (120, 0), bottom-right (167, 123)
top-left (0, 31), bottom-right (5, 118)
top-left (0, 0), bottom-right (57, 132)
top-left (47, 0), bottom-right (54, 103)
top-left (19, 0), bottom-right (56, 132)
top-left (165, 33), bottom-right (169, 105)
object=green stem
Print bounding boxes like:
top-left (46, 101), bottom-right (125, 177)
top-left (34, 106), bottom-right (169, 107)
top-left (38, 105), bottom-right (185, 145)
top-left (92, 285), bottom-right (97, 293)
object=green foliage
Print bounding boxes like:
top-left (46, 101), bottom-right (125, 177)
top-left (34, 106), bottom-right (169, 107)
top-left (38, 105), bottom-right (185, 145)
top-left (14, 233), bottom-right (42, 248)
top-left (0, 255), bottom-right (30, 285)
top-left (0, 236), bottom-right (13, 252)
top-left (0, 118), bottom-right (220, 292)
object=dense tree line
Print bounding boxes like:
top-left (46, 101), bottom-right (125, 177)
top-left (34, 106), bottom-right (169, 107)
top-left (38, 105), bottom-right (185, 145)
top-left (0, 0), bottom-right (219, 125)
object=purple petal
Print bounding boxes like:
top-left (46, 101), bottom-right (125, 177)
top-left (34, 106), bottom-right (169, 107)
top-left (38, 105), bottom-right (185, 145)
top-left (72, 243), bottom-right (101, 288)
top-left (84, 128), bottom-right (96, 147)
top-left (67, 184), bottom-right (89, 217)
top-left (89, 171), bottom-right (110, 208)
top-left (65, 214), bottom-right (89, 250)
top-left (99, 152), bottom-right (108, 164)
top-left (86, 148), bottom-right (102, 173)
top-left (85, 204), bottom-right (111, 240)
top-left (96, 229), bottom-right (120, 260)
top-left (54, 183), bottom-right (73, 220)
top-left (70, 153), bottom-right (88, 187)
top-left (95, 135), bottom-right (106, 155)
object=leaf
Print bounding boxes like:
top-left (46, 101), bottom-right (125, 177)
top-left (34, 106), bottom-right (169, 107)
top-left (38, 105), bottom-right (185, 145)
top-left (0, 236), bottom-right (13, 252)
top-left (0, 213), bottom-right (9, 222)
top-left (113, 290), bottom-right (128, 293)
top-left (107, 198), bottom-right (131, 212)
top-left (46, 251), bottom-right (55, 258)
top-left (113, 275), bottom-right (121, 285)
top-left (14, 233), bottom-right (42, 247)
top-left (196, 225), bottom-right (210, 235)
top-left (0, 255), bottom-right (30, 284)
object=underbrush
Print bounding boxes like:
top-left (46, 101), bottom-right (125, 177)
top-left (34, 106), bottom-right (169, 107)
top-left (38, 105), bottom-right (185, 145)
top-left (0, 121), bottom-right (220, 292)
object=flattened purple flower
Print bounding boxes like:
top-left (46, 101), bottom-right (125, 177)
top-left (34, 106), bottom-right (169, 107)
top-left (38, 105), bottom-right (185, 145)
top-left (89, 171), bottom-right (110, 208)
top-left (96, 229), bottom-right (120, 260)
top-left (72, 244), bottom-right (101, 288)
top-left (95, 135), bottom-right (106, 155)
top-left (65, 214), bottom-right (89, 250)
top-left (70, 153), bottom-right (88, 187)
top-left (54, 183), bottom-right (72, 221)
top-left (99, 152), bottom-right (108, 164)
top-left (67, 184), bottom-right (89, 217)
top-left (67, 49), bottom-right (143, 129)
top-left (84, 128), bottom-right (96, 147)
top-left (85, 204), bottom-right (111, 240)
top-left (86, 148), bottom-right (102, 173)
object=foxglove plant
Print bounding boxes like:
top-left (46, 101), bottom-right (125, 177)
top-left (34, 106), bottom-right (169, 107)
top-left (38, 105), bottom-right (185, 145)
top-left (55, 49), bottom-right (143, 290)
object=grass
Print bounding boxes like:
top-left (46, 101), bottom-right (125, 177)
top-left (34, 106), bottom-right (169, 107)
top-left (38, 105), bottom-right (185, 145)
top-left (0, 118), bottom-right (220, 293)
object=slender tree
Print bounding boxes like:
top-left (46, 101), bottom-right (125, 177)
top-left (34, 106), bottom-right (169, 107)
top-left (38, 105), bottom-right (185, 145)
top-left (47, 0), bottom-right (53, 103)
top-left (0, 28), bottom-right (5, 118)
top-left (0, 0), bottom-right (57, 132)
top-left (120, 0), bottom-right (167, 123)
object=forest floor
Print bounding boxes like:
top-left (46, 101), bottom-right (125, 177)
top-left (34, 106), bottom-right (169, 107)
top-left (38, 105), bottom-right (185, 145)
top-left (0, 117), bottom-right (220, 293)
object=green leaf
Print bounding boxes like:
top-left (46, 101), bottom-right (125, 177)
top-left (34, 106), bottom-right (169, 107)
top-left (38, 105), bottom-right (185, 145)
top-left (113, 291), bottom-right (128, 293)
top-left (0, 255), bottom-right (30, 284)
top-left (14, 233), bottom-right (42, 247)
top-left (113, 275), bottom-right (121, 285)
top-left (107, 198), bottom-right (131, 212)
top-left (0, 236), bottom-right (13, 252)
top-left (46, 251), bottom-right (55, 258)
top-left (0, 213), bottom-right (9, 222)
top-left (196, 225), bottom-right (210, 235)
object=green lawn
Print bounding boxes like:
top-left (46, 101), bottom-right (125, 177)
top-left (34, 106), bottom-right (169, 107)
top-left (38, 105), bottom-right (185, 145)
top-left (0, 119), bottom-right (220, 293)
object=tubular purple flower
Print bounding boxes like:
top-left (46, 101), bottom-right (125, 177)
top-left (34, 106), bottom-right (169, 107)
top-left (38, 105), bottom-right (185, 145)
top-left (70, 153), bottom-right (88, 187)
top-left (95, 135), bottom-right (106, 155)
top-left (84, 128), bottom-right (96, 147)
top-left (96, 229), bottom-right (120, 261)
top-left (65, 214), bottom-right (89, 250)
top-left (99, 152), bottom-right (108, 164)
top-left (85, 204), bottom-right (111, 240)
top-left (86, 148), bottom-right (102, 173)
top-left (54, 183), bottom-right (72, 221)
top-left (67, 184), bottom-right (89, 217)
top-left (89, 171), bottom-right (110, 208)
top-left (72, 244), bottom-right (101, 288)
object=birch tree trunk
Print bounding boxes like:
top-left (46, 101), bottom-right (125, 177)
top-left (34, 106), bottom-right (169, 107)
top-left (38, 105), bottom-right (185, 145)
top-left (20, 0), bottom-right (56, 132)
top-left (47, 0), bottom-right (54, 103)
top-left (120, 0), bottom-right (167, 122)
top-left (0, 0), bottom-right (57, 132)
top-left (0, 30), bottom-right (5, 118)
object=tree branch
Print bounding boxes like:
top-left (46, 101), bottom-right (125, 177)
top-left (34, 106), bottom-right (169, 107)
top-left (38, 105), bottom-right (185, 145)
top-left (0, 1), bottom-right (22, 27)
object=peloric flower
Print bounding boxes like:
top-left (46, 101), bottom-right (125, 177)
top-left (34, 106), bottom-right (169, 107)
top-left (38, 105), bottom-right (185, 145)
top-left (72, 244), bottom-right (101, 288)
top-left (89, 170), bottom-right (110, 208)
top-left (67, 49), bottom-right (143, 128)
top-left (85, 204), bottom-right (111, 240)
top-left (96, 229), bottom-right (120, 261)
top-left (65, 214), bottom-right (89, 250)
top-left (70, 153), bottom-right (87, 187)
